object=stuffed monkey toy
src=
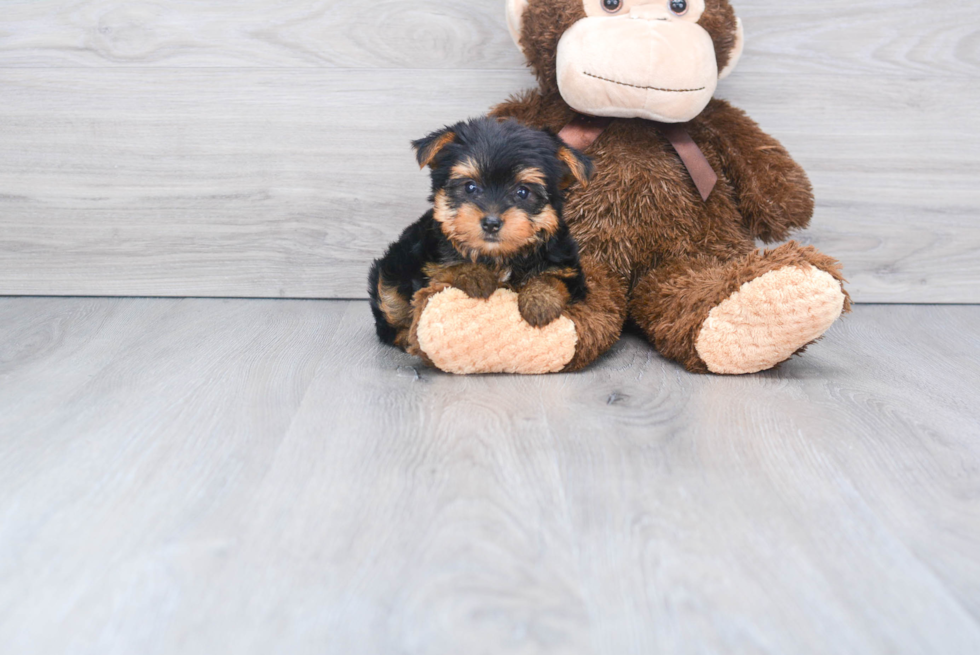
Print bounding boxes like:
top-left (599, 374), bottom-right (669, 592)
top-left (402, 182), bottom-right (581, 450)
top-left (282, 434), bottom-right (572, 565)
top-left (405, 0), bottom-right (850, 375)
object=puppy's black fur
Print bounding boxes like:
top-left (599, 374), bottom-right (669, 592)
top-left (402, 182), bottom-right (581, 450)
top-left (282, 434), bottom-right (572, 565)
top-left (368, 117), bottom-right (593, 348)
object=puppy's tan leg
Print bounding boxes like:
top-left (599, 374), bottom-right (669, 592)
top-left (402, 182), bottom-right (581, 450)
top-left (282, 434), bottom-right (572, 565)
top-left (374, 278), bottom-right (414, 350)
top-left (517, 274), bottom-right (571, 328)
top-left (424, 262), bottom-right (500, 300)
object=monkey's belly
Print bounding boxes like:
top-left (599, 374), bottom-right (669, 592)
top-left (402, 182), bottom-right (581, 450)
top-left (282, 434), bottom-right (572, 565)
top-left (564, 133), bottom-right (748, 276)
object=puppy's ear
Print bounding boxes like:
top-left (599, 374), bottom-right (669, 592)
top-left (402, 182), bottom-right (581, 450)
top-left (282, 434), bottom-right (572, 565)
top-left (412, 127), bottom-right (457, 169)
top-left (557, 145), bottom-right (595, 189)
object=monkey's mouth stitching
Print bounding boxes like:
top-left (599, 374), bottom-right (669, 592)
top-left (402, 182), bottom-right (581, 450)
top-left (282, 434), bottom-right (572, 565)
top-left (583, 71), bottom-right (705, 93)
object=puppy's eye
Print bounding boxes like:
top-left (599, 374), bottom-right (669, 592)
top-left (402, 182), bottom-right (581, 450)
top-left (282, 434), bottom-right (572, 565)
top-left (668, 0), bottom-right (688, 15)
top-left (464, 181), bottom-right (478, 194)
top-left (602, 0), bottom-right (622, 13)
top-left (516, 186), bottom-right (530, 200)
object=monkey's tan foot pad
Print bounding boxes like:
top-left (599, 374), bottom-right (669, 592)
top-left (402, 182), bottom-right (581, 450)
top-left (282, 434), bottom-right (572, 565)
top-left (416, 288), bottom-right (577, 375)
top-left (695, 265), bottom-right (846, 375)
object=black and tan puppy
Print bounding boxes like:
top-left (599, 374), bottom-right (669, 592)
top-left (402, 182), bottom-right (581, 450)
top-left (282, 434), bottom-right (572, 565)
top-left (368, 117), bottom-right (593, 350)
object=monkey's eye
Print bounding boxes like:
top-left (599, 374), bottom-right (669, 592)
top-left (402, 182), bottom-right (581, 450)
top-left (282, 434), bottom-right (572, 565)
top-left (464, 181), bottom-right (479, 194)
top-left (602, 0), bottom-right (622, 13)
top-left (668, 0), bottom-right (688, 15)
top-left (516, 186), bottom-right (530, 200)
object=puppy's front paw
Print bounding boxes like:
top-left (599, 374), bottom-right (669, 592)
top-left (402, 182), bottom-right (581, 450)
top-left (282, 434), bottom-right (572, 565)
top-left (450, 265), bottom-right (499, 300)
top-left (427, 263), bottom-right (499, 300)
top-left (518, 278), bottom-right (569, 328)
top-left (455, 274), bottom-right (498, 300)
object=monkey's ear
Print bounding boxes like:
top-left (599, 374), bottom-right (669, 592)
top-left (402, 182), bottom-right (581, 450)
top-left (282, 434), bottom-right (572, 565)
top-left (412, 127), bottom-right (457, 169)
top-left (557, 145), bottom-right (595, 190)
top-left (506, 0), bottom-right (530, 53)
top-left (718, 17), bottom-right (744, 81)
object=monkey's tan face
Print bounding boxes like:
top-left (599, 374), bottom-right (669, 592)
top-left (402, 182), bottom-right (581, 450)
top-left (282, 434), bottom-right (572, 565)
top-left (507, 0), bottom-right (744, 124)
top-left (558, 0), bottom-right (717, 123)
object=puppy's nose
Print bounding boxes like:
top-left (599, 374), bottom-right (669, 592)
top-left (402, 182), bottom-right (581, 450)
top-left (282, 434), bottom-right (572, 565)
top-left (481, 215), bottom-right (503, 234)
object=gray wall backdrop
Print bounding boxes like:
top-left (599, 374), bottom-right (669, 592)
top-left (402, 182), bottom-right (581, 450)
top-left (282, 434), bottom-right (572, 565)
top-left (1, 0), bottom-right (977, 302)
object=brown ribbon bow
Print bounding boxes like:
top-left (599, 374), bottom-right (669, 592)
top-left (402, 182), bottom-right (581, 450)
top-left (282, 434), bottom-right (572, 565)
top-left (557, 114), bottom-right (718, 202)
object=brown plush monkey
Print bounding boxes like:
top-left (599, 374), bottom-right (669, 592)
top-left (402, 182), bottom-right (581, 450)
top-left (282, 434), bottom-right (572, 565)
top-left (406, 0), bottom-right (850, 375)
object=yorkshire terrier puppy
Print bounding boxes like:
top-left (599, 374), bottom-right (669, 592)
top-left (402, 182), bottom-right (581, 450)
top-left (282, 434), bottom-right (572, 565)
top-left (368, 117), bottom-right (594, 350)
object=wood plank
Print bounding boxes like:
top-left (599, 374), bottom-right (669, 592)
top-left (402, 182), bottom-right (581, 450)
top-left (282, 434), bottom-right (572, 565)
top-left (0, 0), bottom-right (976, 77)
top-left (0, 0), bottom-right (525, 70)
top-left (735, 0), bottom-right (980, 76)
top-left (1, 69), bottom-right (977, 301)
top-left (0, 299), bottom-right (978, 653)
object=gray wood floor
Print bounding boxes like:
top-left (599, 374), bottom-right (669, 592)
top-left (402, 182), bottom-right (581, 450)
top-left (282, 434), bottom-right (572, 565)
top-left (1, 0), bottom-right (978, 301)
top-left (1, 298), bottom-right (978, 654)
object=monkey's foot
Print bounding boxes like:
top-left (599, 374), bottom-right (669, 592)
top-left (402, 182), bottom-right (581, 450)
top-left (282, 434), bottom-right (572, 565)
top-left (415, 287), bottom-right (577, 375)
top-left (694, 264), bottom-right (846, 375)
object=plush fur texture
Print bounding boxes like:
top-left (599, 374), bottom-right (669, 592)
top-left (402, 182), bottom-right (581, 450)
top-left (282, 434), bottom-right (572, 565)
top-left (369, 117), bottom-right (593, 352)
top-left (630, 242), bottom-right (851, 373)
top-left (404, 0), bottom-right (849, 375)
top-left (414, 287), bottom-right (579, 374)
top-left (695, 263), bottom-right (847, 374)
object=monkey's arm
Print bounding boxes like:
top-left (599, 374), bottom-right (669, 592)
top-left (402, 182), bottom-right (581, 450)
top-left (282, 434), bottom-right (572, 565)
top-left (698, 99), bottom-right (815, 243)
